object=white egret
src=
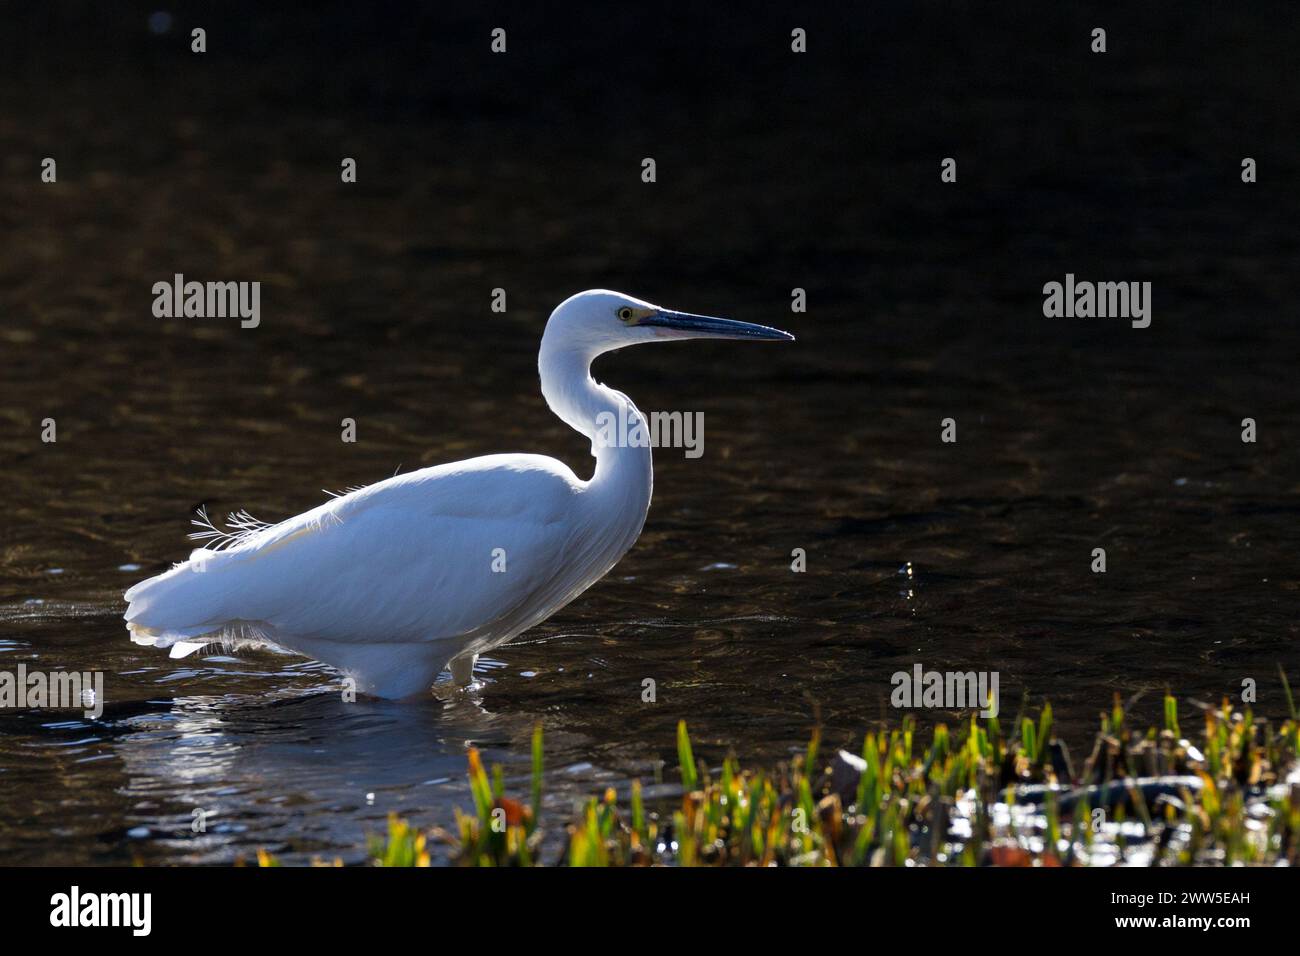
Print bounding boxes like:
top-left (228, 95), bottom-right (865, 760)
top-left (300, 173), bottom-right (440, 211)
top-left (124, 290), bottom-right (793, 698)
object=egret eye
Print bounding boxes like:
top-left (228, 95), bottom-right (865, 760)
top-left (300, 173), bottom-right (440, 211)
top-left (617, 307), bottom-right (635, 322)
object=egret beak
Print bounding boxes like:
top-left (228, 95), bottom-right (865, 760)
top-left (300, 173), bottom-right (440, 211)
top-left (642, 309), bottom-right (795, 342)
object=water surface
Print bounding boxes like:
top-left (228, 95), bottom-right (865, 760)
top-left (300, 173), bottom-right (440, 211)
top-left (1, 3), bottom-right (1298, 863)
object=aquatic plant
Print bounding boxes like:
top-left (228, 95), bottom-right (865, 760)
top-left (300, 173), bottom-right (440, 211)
top-left (350, 690), bottom-right (1298, 867)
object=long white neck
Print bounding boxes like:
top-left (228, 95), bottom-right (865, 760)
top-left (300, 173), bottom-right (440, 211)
top-left (538, 334), bottom-right (654, 507)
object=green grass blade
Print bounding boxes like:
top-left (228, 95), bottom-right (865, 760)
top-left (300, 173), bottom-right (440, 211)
top-left (677, 720), bottom-right (699, 792)
top-left (530, 722), bottom-right (544, 823)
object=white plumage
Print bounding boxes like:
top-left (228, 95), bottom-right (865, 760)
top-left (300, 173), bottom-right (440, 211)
top-left (124, 290), bottom-right (792, 698)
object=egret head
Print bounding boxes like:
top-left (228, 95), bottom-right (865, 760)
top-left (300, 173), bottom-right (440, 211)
top-left (543, 289), bottom-right (794, 358)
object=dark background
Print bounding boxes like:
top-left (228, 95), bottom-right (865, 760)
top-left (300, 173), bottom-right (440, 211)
top-left (0, 2), bottom-right (1297, 862)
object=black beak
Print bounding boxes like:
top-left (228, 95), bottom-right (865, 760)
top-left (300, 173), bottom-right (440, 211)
top-left (640, 309), bottom-right (795, 342)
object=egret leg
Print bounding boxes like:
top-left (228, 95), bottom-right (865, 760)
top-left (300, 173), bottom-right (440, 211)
top-left (450, 653), bottom-right (478, 687)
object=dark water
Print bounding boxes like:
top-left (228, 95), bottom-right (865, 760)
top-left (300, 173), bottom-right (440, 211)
top-left (1, 3), bottom-right (1298, 863)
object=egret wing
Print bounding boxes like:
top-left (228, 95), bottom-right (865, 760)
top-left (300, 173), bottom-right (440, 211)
top-left (124, 456), bottom-right (582, 647)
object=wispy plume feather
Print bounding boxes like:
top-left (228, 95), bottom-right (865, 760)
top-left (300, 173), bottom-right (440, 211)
top-left (188, 505), bottom-right (275, 551)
